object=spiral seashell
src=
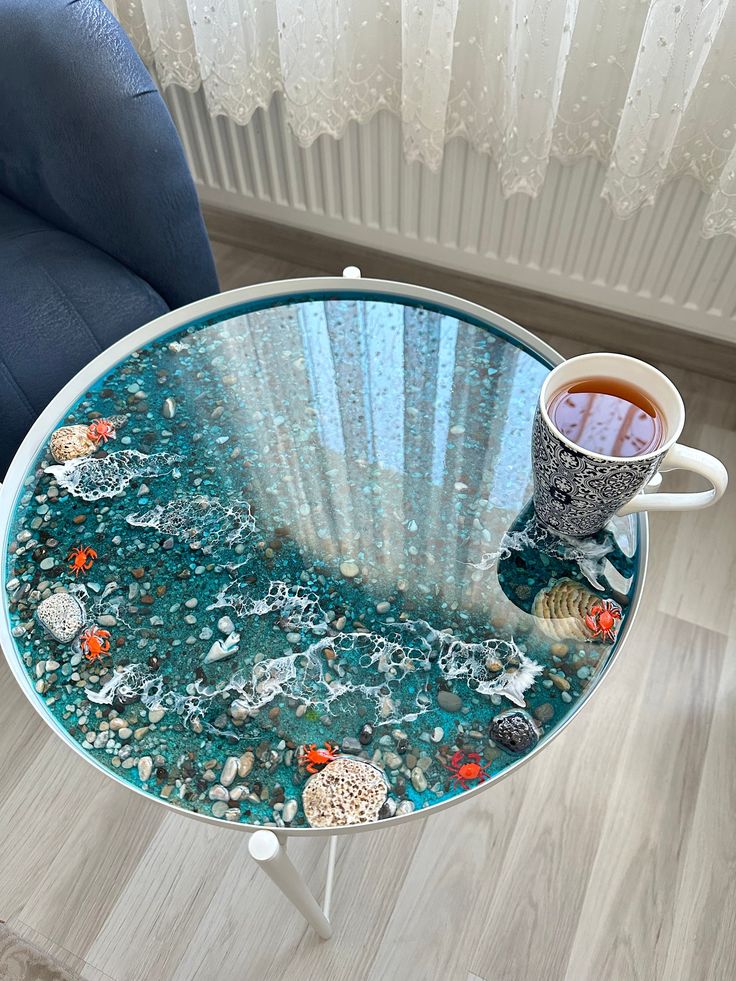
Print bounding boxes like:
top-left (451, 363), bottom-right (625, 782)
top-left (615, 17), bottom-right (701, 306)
top-left (49, 425), bottom-right (96, 463)
top-left (531, 577), bottom-right (604, 642)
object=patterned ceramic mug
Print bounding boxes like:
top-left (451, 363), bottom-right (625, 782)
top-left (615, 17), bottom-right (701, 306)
top-left (532, 353), bottom-right (728, 537)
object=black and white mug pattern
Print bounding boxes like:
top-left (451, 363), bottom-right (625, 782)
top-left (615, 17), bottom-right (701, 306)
top-left (531, 408), bottom-right (663, 537)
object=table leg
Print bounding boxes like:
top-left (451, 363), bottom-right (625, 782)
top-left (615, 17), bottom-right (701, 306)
top-left (248, 830), bottom-right (336, 939)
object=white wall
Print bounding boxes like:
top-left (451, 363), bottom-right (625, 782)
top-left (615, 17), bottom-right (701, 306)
top-left (165, 86), bottom-right (736, 344)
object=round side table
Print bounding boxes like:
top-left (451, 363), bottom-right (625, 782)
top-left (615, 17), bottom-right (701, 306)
top-left (0, 271), bottom-right (646, 938)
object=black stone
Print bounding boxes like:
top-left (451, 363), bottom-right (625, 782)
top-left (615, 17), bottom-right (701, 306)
top-left (489, 711), bottom-right (539, 754)
top-left (358, 723), bottom-right (374, 745)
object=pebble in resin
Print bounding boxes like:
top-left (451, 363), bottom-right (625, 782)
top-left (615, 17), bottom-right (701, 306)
top-left (531, 578), bottom-right (606, 642)
top-left (35, 591), bottom-right (86, 644)
top-left (489, 709), bottom-right (541, 754)
top-left (302, 757), bottom-right (388, 828)
top-left (49, 425), bottom-right (96, 463)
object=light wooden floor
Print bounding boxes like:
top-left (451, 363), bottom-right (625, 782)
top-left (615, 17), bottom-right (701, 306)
top-left (1, 243), bottom-right (734, 981)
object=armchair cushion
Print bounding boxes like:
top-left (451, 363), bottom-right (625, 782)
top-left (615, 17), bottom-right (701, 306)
top-left (0, 193), bottom-right (167, 474)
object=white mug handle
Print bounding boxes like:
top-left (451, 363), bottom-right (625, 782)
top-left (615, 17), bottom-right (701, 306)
top-left (617, 443), bottom-right (728, 516)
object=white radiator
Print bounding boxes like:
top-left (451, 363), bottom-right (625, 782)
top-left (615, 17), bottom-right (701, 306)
top-left (165, 86), bottom-right (736, 344)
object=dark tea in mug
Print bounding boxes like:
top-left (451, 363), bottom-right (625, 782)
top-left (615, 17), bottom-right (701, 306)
top-left (547, 376), bottom-right (665, 458)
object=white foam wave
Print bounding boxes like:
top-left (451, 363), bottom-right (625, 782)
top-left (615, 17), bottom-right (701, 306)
top-left (46, 450), bottom-right (182, 501)
top-left (127, 495), bottom-right (256, 551)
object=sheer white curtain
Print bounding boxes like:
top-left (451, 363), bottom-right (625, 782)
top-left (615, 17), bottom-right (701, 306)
top-left (108, 0), bottom-right (736, 237)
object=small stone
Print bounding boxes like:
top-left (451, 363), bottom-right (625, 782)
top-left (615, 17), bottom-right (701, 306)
top-left (551, 642), bottom-right (569, 657)
top-left (217, 615), bottom-right (235, 635)
top-left (118, 727), bottom-right (132, 740)
top-left (396, 800), bottom-right (415, 816)
top-left (341, 737), bottom-right (362, 755)
top-left (489, 710), bottom-right (540, 754)
top-left (209, 785), bottom-right (229, 801)
top-left (437, 690), bottom-right (463, 713)
top-left (97, 614), bottom-right (117, 627)
top-left (376, 601), bottom-right (390, 614)
top-left (384, 752), bottom-right (402, 769)
top-left (378, 797), bottom-right (397, 819)
top-left (211, 801), bottom-right (228, 818)
top-left (282, 799), bottom-right (298, 823)
top-left (238, 750), bottom-right (254, 778)
top-left (551, 674), bottom-right (571, 691)
top-left (39, 557), bottom-right (55, 571)
top-left (220, 756), bottom-right (238, 786)
top-left (340, 561), bottom-right (360, 578)
top-left (148, 708), bottom-right (165, 724)
top-left (230, 699), bottom-right (249, 722)
top-left (162, 397), bottom-right (176, 419)
top-left (411, 766), bottom-right (428, 792)
top-left (430, 727), bottom-right (444, 743)
top-left (534, 703), bottom-right (554, 723)
top-left (138, 756), bottom-right (153, 782)
top-left (359, 723), bottom-right (374, 745)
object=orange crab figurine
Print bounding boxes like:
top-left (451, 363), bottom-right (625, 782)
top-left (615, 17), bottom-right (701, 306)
top-left (67, 545), bottom-right (97, 577)
top-left (301, 742), bottom-right (339, 774)
top-left (444, 751), bottom-right (491, 790)
top-left (584, 599), bottom-right (622, 642)
top-left (78, 626), bottom-right (111, 663)
top-left (87, 418), bottom-right (117, 445)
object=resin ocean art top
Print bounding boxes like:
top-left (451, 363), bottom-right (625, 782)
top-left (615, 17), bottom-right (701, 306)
top-left (2, 286), bottom-right (643, 832)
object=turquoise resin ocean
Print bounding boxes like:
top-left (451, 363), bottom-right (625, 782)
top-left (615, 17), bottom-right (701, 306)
top-left (3, 293), bottom-right (640, 829)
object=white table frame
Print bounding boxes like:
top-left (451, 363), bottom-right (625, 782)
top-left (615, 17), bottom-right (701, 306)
top-left (0, 268), bottom-right (648, 940)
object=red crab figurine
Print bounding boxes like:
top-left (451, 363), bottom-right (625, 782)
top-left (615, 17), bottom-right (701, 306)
top-left (444, 751), bottom-right (491, 790)
top-left (78, 626), bottom-right (111, 663)
top-left (87, 418), bottom-right (117, 445)
top-left (584, 599), bottom-right (622, 642)
top-left (301, 742), bottom-right (339, 774)
top-left (67, 545), bottom-right (97, 577)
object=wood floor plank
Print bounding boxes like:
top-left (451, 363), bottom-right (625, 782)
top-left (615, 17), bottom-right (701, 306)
top-left (563, 617), bottom-right (726, 981)
top-left (656, 426), bottom-right (736, 636)
top-left (662, 633), bottom-right (736, 981)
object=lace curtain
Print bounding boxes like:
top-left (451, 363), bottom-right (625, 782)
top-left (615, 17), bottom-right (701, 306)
top-left (107, 0), bottom-right (736, 237)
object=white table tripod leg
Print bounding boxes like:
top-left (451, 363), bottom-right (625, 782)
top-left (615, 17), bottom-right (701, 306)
top-left (249, 830), bottom-right (333, 940)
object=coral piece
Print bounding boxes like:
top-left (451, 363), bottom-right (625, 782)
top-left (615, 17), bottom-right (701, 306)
top-left (49, 425), bottom-right (96, 463)
top-left (489, 709), bottom-right (541, 754)
top-left (302, 757), bottom-right (388, 828)
top-left (532, 577), bottom-right (611, 642)
top-left (35, 591), bottom-right (86, 643)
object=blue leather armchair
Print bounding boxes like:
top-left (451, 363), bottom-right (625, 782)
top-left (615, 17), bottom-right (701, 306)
top-left (0, 0), bottom-right (219, 475)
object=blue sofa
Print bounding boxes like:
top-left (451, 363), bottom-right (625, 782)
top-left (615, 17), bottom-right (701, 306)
top-left (0, 0), bottom-right (219, 475)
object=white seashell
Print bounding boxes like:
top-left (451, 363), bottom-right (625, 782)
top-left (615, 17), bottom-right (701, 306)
top-left (204, 630), bottom-right (240, 663)
top-left (49, 425), bottom-right (96, 463)
top-left (532, 578), bottom-right (604, 642)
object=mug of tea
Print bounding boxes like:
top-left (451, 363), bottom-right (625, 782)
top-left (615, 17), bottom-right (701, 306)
top-left (532, 352), bottom-right (728, 537)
